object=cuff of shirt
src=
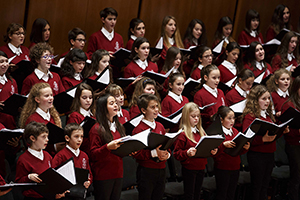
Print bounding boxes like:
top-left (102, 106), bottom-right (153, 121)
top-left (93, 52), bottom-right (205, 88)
top-left (151, 149), bottom-right (158, 157)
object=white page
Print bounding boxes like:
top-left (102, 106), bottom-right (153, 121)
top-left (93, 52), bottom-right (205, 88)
top-left (8, 55), bottom-right (17, 63)
top-left (195, 135), bottom-right (224, 148)
top-left (55, 159), bottom-right (76, 185)
top-left (240, 45), bottom-right (250, 48)
top-left (165, 66), bottom-right (176, 77)
top-left (199, 102), bottom-right (217, 110)
top-left (66, 87), bottom-right (77, 98)
top-left (184, 77), bottom-right (201, 86)
top-left (254, 71), bottom-right (265, 83)
top-left (86, 59), bottom-right (91, 64)
top-left (264, 38), bottom-right (281, 46)
top-left (230, 99), bottom-right (246, 113)
top-left (212, 40), bottom-right (225, 54)
top-left (130, 114), bottom-right (144, 127)
top-left (121, 128), bottom-right (150, 146)
top-left (97, 68), bottom-right (110, 84)
top-left (286, 64), bottom-right (293, 71)
top-left (118, 77), bottom-right (136, 81)
top-left (165, 131), bottom-right (181, 138)
top-left (225, 77), bottom-right (237, 87)
top-left (172, 113), bottom-right (182, 123)
top-left (155, 37), bottom-right (163, 49)
top-left (0, 128), bottom-right (24, 133)
top-left (57, 57), bottom-right (65, 68)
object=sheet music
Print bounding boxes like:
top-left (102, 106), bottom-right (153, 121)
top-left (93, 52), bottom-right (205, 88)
top-left (66, 87), bottom-right (77, 98)
top-left (213, 40), bottom-right (225, 54)
top-left (155, 37), bottom-right (163, 49)
top-left (229, 99), bottom-right (246, 113)
top-left (130, 115), bottom-right (144, 127)
top-left (97, 68), bottom-right (110, 84)
top-left (225, 77), bottom-right (237, 87)
top-left (121, 128), bottom-right (150, 146)
top-left (254, 71), bottom-right (265, 83)
top-left (55, 159), bottom-right (76, 185)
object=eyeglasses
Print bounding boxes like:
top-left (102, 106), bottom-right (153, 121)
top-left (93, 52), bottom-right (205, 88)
top-left (203, 54), bottom-right (214, 59)
top-left (13, 32), bottom-right (26, 36)
top-left (75, 39), bottom-right (86, 43)
top-left (41, 55), bottom-right (55, 59)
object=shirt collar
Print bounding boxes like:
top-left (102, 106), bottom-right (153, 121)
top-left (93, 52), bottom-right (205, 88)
top-left (74, 73), bottom-right (82, 81)
top-left (80, 107), bottom-right (92, 117)
top-left (117, 108), bottom-right (123, 117)
top-left (34, 68), bottom-right (53, 82)
top-left (203, 84), bottom-right (218, 98)
top-left (101, 27), bottom-right (114, 41)
top-left (66, 145), bottom-right (80, 157)
top-left (198, 64), bottom-right (204, 70)
top-left (277, 88), bottom-right (289, 98)
top-left (130, 35), bottom-right (137, 41)
top-left (192, 38), bottom-right (198, 46)
top-left (222, 60), bottom-right (237, 75)
top-left (142, 118), bottom-right (156, 130)
top-left (222, 126), bottom-right (232, 136)
top-left (235, 84), bottom-right (248, 98)
top-left (255, 61), bottom-right (264, 70)
top-left (223, 36), bottom-right (229, 44)
top-left (288, 53), bottom-right (295, 62)
top-left (261, 110), bottom-right (267, 119)
top-left (0, 74), bottom-right (8, 85)
top-left (8, 43), bottom-right (22, 56)
top-left (191, 126), bottom-right (199, 134)
top-left (109, 121), bottom-right (116, 132)
top-left (135, 59), bottom-right (148, 70)
top-left (168, 37), bottom-right (175, 45)
top-left (250, 30), bottom-right (257, 37)
top-left (168, 91), bottom-right (183, 104)
top-left (28, 147), bottom-right (44, 161)
top-left (36, 107), bottom-right (51, 121)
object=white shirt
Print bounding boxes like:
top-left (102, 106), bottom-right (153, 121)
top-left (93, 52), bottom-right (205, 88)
top-left (28, 147), bottom-right (44, 161)
top-left (117, 109), bottom-right (123, 117)
top-left (74, 73), bottom-right (82, 81)
top-left (203, 84), bottom-right (218, 98)
top-left (191, 126), bottom-right (199, 134)
top-left (36, 107), bottom-right (51, 121)
top-left (235, 84), bottom-right (248, 98)
top-left (101, 27), bottom-right (114, 41)
top-left (8, 43), bottom-right (22, 56)
top-left (80, 107), bottom-right (93, 117)
top-left (0, 74), bottom-right (8, 85)
top-left (260, 110), bottom-right (267, 119)
top-left (198, 64), bottom-right (204, 70)
top-left (135, 59), bottom-right (148, 70)
top-left (142, 118), bottom-right (156, 130)
top-left (222, 60), bottom-right (237, 75)
top-left (168, 91), bottom-right (183, 104)
top-left (277, 88), bottom-right (289, 98)
top-left (222, 125), bottom-right (232, 136)
top-left (192, 38), bottom-right (198, 46)
top-left (168, 37), bottom-right (175, 46)
top-left (109, 121), bottom-right (116, 132)
top-left (255, 61), bottom-right (264, 71)
top-left (66, 145), bottom-right (80, 157)
top-left (250, 30), bottom-right (257, 38)
top-left (34, 68), bottom-right (53, 82)
top-left (130, 35), bottom-right (137, 41)
top-left (287, 53), bottom-right (295, 62)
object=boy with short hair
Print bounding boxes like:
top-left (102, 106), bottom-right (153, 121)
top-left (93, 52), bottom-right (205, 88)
top-left (87, 7), bottom-right (123, 58)
top-left (60, 28), bottom-right (87, 58)
top-left (132, 93), bottom-right (169, 200)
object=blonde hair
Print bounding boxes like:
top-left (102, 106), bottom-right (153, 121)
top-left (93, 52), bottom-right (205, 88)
top-left (161, 16), bottom-right (184, 49)
top-left (19, 83), bottom-right (61, 128)
top-left (180, 102), bottom-right (206, 143)
top-left (242, 85), bottom-right (275, 121)
top-left (266, 68), bottom-right (291, 93)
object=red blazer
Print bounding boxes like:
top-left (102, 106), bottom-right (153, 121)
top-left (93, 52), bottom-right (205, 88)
top-left (0, 44), bottom-right (29, 64)
top-left (125, 38), bottom-right (134, 51)
top-left (190, 67), bottom-right (201, 80)
top-left (218, 63), bottom-right (237, 83)
top-left (161, 95), bottom-right (189, 117)
top-left (129, 105), bottom-right (141, 119)
top-left (271, 54), bottom-right (298, 73)
top-left (225, 87), bottom-right (245, 106)
top-left (89, 123), bottom-right (123, 180)
top-left (238, 30), bottom-right (264, 46)
top-left (61, 76), bottom-right (83, 90)
top-left (271, 91), bottom-right (289, 113)
top-left (173, 131), bottom-right (207, 170)
top-left (118, 109), bottom-right (130, 124)
top-left (244, 62), bottom-right (272, 79)
top-left (124, 60), bottom-right (158, 78)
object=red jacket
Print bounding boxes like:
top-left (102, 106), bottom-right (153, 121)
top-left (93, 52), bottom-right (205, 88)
top-left (124, 60), bottom-right (158, 78)
top-left (0, 44), bottom-right (30, 64)
top-left (238, 30), bottom-right (264, 46)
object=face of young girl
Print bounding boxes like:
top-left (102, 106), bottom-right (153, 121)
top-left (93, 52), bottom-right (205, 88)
top-left (189, 109), bottom-right (200, 128)
top-left (71, 60), bottom-right (85, 74)
top-left (36, 87), bottom-right (53, 112)
top-left (133, 22), bottom-right (145, 38)
top-left (173, 53), bottom-right (182, 69)
top-left (114, 91), bottom-right (124, 108)
top-left (283, 7), bottom-right (290, 23)
top-left (143, 84), bottom-right (155, 94)
top-left (165, 19), bottom-right (176, 38)
top-left (288, 37), bottom-right (298, 54)
top-left (38, 50), bottom-right (52, 71)
top-left (192, 23), bottom-right (202, 39)
top-left (276, 73), bottom-right (290, 92)
top-left (250, 18), bottom-right (259, 30)
top-left (258, 91), bottom-right (271, 110)
top-left (222, 24), bottom-right (232, 38)
top-left (43, 24), bottom-right (50, 42)
top-left (135, 42), bottom-right (150, 61)
top-left (255, 44), bottom-right (265, 62)
top-left (80, 89), bottom-right (93, 111)
top-left (9, 28), bottom-right (25, 47)
top-left (0, 56), bottom-right (9, 76)
top-left (31, 132), bottom-right (49, 151)
top-left (222, 111), bottom-right (235, 129)
top-left (170, 77), bottom-right (185, 96)
top-left (205, 69), bottom-right (220, 89)
top-left (238, 77), bottom-right (255, 91)
top-left (226, 48), bottom-right (240, 64)
top-left (98, 55), bottom-right (110, 72)
top-left (199, 49), bottom-right (213, 67)
top-left (106, 96), bottom-right (118, 121)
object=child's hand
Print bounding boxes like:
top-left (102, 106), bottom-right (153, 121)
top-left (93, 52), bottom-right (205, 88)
top-left (107, 139), bottom-right (122, 150)
top-left (55, 190), bottom-right (70, 199)
top-left (291, 65), bottom-right (296, 72)
top-left (108, 51), bottom-right (115, 59)
top-left (223, 141), bottom-right (235, 148)
top-left (28, 173), bottom-right (42, 183)
top-left (0, 188), bottom-right (12, 196)
top-left (283, 126), bottom-right (289, 134)
top-left (275, 111), bottom-right (282, 117)
top-left (151, 54), bottom-right (160, 63)
top-left (0, 101), bottom-right (4, 109)
top-left (155, 82), bottom-right (164, 91)
top-left (262, 131), bottom-right (276, 142)
top-left (210, 148), bottom-right (218, 155)
top-left (132, 75), bottom-right (143, 85)
top-left (129, 151), bottom-right (138, 156)
top-left (156, 145), bottom-right (169, 161)
top-left (187, 147), bottom-right (197, 157)
top-left (243, 142), bottom-right (250, 150)
top-left (7, 136), bottom-right (22, 147)
top-left (83, 180), bottom-right (91, 189)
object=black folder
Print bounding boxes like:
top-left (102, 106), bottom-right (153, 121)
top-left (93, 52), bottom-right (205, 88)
top-left (79, 116), bottom-right (96, 138)
top-left (116, 77), bottom-right (135, 88)
top-left (278, 107), bottom-right (300, 129)
top-left (291, 65), bottom-right (300, 77)
top-left (167, 106), bottom-right (183, 120)
top-left (194, 135), bottom-right (225, 158)
top-left (150, 47), bottom-right (163, 57)
top-left (179, 46), bottom-right (198, 60)
top-left (53, 85), bottom-right (76, 114)
top-left (147, 131), bottom-right (181, 150)
top-left (110, 48), bottom-right (131, 69)
top-left (0, 93), bottom-right (27, 116)
top-left (182, 77), bottom-right (200, 101)
top-left (0, 128), bottom-right (23, 150)
top-left (49, 64), bottom-right (61, 74)
top-left (10, 60), bottom-right (35, 92)
top-left (84, 78), bottom-right (107, 92)
top-left (141, 66), bottom-right (174, 85)
top-left (65, 168), bottom-right (89, 199)
top-left (46, 122), bottom-right (66, 144)
top-left (156, 113), bottom-right (181, 129)
top-left (123, 114), bottom-right (143, 135)
top-left (206, 115), bottom-right (223, 136)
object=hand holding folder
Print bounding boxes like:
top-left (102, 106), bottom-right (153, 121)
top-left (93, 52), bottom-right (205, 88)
top-left (194, 135), bottom-right (224, 158)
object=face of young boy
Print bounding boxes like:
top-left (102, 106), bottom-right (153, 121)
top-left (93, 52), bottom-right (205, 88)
top-left (143, 100), bottom-right (159, 121)
top-left (72, 34), bottom-right (86, 50)
top-left (31, 132), bottom-right (49, 151)
top-left (102, 14), bottom-right (117, 33)
top-left (67, 130), bottom-right (84, 150)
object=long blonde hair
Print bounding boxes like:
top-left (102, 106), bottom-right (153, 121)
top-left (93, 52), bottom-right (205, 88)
top-left (19, 83), bottom-right (61, 128)
top-left (161, 16), bottom-right (184, 49)
top-left (180, 102), bottom-right (206, 143)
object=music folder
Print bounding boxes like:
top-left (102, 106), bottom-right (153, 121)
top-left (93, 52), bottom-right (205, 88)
top-left (0, 128), bottom-right (24, 150)
top-left (116, 77), bottom-right (135, 88)
top-left (53, 85), bottom-right (77, 114)
top-left (142, 66), bottom-right (175, 85)
top-left (66, 168), bottom-right (89, 199)
top-left (229, 99), bottom-right (246, 116)
top-left (182, 77), bottom-right (200, 101)
top-left (79, 116), bottom-right (96, 138)
top-left (46, 122), bottom-right (66, 144)
top-left (206, 115), bottom-right (223, 136)
top-left (150, 47), bottom-right (163, 57)
top-left (147, 130), bottom-right (182, 150)
top-left (156, 113), bottom-right (181, 129)
top-left (0, 93), bottom-right (27, 116)
top-left (194, 134), bottom-right (225, 158)
top-left (278, 107), bottom-right (300, 129)
top-left (179, 46), bottom-right (198, 60)
top-left (123, 114), bottom-right (144, 135)
top-left (11, 60), bottom-right (34, 92)
top-left (291, 64), bottom-right (300, 77)
top-left (110, 48), bottom-right (131, 68)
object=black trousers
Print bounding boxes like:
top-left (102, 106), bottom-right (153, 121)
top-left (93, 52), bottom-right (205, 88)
top-left (181, 167), bottom-right (205, 200)
top-left (247, 151), bottom-right (274, 200)
top-left (215, 168), bottom-right (239, 200)
top-left (285, 144), bottom-right (300, 200)
top-left (93, 178), bottom-right (123, 200)
top-left (136, 165), bottom-right (166, 200)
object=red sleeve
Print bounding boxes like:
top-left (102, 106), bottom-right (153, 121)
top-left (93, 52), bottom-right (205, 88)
top-left (89, 125), bottom-right (111, 162)
top-left (266, 26), bottom-right (276, 42)
top-left (271, 55), bottom-right (282, 73)
top-left (21, 77), bottom-right (32, 95)
top-left (15, 159), bottom-right (31, 183)
top-left (62, 77), bottom-right (73, 91)
top-left (51, 153), bottom-right (64, 168)
top-left (242, 114), bottom-right (264, 146)
top-left (238, 31), bottom-right (247, 45)
top-left (87, 34), bottom-right (97, 58)
top-left (173, 133), bottom-right (189, 161)
top-left (161, 98), bottom-right (171, 117)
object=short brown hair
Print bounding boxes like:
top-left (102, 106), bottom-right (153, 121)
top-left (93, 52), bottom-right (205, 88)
top-left (64, 123), bottom-right (83, 138)
top-left (24, 121), bottom-right (49, 146)
top-left (137, 93), bottom-right (160, 114)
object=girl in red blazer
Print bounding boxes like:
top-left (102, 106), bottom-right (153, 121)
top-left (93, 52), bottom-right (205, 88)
top-left (238, 9), bottom-right (264, 46)
top-left (194, 64), bottom-right (226, 129)
top-left (214, 106), bottom-right (250, 200)
top-left (124, 37), bottom-right (158, 78)
top-left (125, 18), bottom-right (145, 50)
top-left (242, 85), bottom-right (287, 200)
top-left (89, 94), bottom-right (126, 200)
top-left (244, 41), bottom-right (272, 80)
top-left (190, 46), bottom-right (212, 80)
top-left (266, 68), bottom-right (291, 117)
top-left (60, 49), bottom-right (87, 90)
top-left (173, 102), bottom-right (217, 200)
top-left (218, 42), bottom-right (243, 84)
top-left (271, 31), bottom-right (299, 73)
